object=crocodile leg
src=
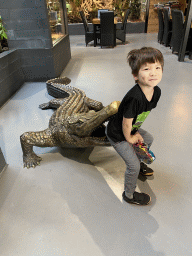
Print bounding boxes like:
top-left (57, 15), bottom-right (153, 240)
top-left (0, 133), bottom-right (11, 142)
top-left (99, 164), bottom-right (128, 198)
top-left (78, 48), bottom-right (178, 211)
top-left (20, 128), bottom-right (58, 168)
top-left (39, 98), bottom-right (68, 110)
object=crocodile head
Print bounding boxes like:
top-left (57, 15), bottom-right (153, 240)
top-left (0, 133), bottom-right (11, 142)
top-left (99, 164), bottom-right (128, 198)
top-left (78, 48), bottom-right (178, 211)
top-left (64, 101), bottom-right (120, 146)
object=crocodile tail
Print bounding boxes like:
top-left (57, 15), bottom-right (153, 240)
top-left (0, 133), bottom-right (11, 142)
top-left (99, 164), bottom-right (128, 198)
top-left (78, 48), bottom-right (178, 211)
top-left (46, 78), bottom-right (87, 99)
top-left (46, 77), bottom-right (71, 98)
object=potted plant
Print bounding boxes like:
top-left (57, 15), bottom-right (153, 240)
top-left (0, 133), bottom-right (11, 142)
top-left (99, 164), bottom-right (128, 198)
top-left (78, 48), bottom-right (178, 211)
top-left (0, 15), bottom-right (8, 53)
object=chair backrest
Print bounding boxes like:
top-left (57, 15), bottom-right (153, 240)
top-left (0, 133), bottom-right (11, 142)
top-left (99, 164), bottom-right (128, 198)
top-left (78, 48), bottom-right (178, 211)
top-left (158, 8), bottom-right (164, 42)
top-left (100, 11), bottom-right (114, 46)
top-left (171, 10), bottom-right (184, 51)
top-left (100, 11), bottom-right (114, 34)
top-left (122, 9), bottom-right (130, 31)
top-left (162, 8), bottom-right (172, 45)
top-left (79, 11), bottom-right (89, 32)
top-left (163, 8), bottom-right (170, 26)
top-left (98, 9), bottom-right (109, 18)
top-left (171, 9), bottom-right (184, 33)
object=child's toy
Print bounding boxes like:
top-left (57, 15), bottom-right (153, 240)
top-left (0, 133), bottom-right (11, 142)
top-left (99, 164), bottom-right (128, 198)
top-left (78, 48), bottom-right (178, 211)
top-left (133, 142), bottom-right (156, 164)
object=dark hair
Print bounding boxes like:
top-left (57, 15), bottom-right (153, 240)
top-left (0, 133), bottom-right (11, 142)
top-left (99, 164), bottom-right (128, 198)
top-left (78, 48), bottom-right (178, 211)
top-left (127, 47), bottom-right (164, 76)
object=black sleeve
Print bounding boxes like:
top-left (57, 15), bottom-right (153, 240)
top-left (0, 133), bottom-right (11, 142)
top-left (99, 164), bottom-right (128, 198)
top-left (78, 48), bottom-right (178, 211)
top-left (157, 87), bottom-right (161, 102)
top-left (123, 97), bottom-right (138, 119)
top-left (153, 86), bottom-right (161, 107)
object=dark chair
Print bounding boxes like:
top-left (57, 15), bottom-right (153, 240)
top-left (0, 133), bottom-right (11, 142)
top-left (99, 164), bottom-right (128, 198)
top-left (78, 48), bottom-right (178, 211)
top-left (157, 8), bottom-right (164, 44)
top-left (162, 8), bottom-right (172, 46)
top-left (100, 11), bottom-right (115, 48)
top-left (79, 11), bottom-right (94, 46)
top-left (171, 10), bottom-right (192, 54)
top-left (116, 9), bottom-right (130, 43)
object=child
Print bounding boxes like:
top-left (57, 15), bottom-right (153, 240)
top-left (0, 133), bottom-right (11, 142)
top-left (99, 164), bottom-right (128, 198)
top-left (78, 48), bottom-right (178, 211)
top-left (106, 47), bottom-right (164, 205)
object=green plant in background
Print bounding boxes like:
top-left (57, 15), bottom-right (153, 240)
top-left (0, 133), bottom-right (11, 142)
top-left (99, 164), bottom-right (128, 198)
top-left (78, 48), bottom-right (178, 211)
top-left (0, 15), bottom-right (8, 53)
top-left (87, 3), bottom-right (98, 21)
top-left (130, 0), bottom-right (141, 21)
top-left (53, 1), bottom-right (60, 11)
top-left (66, 0), bottom-right (143, 23)
top-left (113, 0), bottom-right (130, 20)
top-left (0, 16), bottom-right (8, 41)
top-left (74, 0), bottom-right (81, 8)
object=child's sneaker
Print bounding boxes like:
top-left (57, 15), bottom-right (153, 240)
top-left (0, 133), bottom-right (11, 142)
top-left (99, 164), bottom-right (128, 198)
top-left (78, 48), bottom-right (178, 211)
top-left (122, 191), bottom-right (151, 205)
top-left (140, 162), bottom-right (154, 176)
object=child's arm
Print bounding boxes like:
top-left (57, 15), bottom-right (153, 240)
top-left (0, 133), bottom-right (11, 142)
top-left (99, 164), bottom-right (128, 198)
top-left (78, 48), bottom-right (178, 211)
top-left (122, 117), bottom-right (144, 144)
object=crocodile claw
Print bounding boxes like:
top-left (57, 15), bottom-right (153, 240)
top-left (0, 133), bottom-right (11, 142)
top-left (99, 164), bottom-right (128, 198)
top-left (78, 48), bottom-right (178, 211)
top-left (23, 153), bottom-right (42, 169)
top-left (39, 103), bottom-right (50, 110)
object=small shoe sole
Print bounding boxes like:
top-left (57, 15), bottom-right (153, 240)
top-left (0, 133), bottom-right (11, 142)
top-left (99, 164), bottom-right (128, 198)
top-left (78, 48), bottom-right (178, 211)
top-left (140, 172), bottom-right (154, 176)
top-left (122, 192), bottom-right (151, 205)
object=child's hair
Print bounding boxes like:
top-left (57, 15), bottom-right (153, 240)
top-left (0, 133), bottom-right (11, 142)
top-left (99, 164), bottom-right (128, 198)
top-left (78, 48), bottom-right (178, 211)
top-left (127, 47), bottom-right (164, 76)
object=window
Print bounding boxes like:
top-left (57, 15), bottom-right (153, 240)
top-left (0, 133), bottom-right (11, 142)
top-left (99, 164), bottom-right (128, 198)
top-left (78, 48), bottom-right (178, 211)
top-left (46, 0), bottom-right (66, 44)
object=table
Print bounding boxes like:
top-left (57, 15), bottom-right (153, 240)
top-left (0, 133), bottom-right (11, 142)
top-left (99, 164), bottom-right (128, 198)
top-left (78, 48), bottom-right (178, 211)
top-left (92, 18), bottom-right (118, 47)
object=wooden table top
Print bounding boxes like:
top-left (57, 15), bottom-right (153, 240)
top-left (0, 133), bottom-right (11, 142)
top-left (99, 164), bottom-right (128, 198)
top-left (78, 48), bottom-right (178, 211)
top-left (92, 17), bottom-right (118, 24)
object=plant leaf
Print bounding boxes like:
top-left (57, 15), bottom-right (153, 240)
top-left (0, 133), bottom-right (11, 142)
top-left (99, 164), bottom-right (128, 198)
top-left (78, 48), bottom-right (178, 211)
top-left (2, 31), bottom-right (8, 39)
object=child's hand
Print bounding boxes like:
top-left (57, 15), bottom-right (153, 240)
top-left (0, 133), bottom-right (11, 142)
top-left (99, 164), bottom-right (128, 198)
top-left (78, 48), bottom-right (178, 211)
top-left (135, 132), bottom-right (144, 143)
top-left (128, 134), bottom-right (142, 144)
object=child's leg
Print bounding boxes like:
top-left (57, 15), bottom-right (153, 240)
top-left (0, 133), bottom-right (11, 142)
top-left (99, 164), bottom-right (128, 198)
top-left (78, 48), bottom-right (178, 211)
top-left (106, 131), bottom-right (151, 205)
top-left (113, 141), bottom-right (140, 196)
top-left (106, 133), bottom-right (140, 196)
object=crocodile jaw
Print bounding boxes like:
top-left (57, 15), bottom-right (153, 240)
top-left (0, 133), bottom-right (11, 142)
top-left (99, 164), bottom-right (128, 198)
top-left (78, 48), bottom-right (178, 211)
top-left (65, 101), bottom-right (120, 138)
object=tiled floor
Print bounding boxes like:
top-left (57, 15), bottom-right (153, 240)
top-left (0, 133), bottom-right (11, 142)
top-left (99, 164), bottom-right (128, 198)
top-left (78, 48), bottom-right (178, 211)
top-left (0, 33), bottom-right (192, 256)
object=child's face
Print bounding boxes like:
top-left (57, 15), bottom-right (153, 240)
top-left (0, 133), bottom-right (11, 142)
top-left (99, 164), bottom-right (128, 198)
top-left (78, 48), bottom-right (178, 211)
top-left (134, 61), bottom-right (163, 88)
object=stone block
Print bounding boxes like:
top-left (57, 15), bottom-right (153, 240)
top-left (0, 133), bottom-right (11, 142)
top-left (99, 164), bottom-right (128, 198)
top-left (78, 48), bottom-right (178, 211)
top-left (22, 65), bottom-right (55, 81)
top-left (8, 38), bottom-right (51, 49)
top-left (0, 0), bottom-right (45, 9)
top-left (0, 49), bottom-right (19, 69)
top-left (14, 29), bottom-right (50, 39)
top-left (6, 20), bottom-right (40, 31)
top-left (0, 70), bottom-right (24, 107)
top-left (10, 7), bottom-right (47, 21)
top-left (0, 66), bottom-right (10, 83)
top-left (6, 30), bottom-right (16, 40)
top-left (0, 9), bottom-right (10, 20)
top-left (21, 54), bottom-right (53, 67)
top-left (37, 19), bottom-right (49, 30)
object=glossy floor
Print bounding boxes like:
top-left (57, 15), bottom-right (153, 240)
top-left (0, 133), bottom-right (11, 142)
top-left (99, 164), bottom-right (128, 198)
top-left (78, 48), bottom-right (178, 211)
top-left (0, 34), bottom-right (192, 256)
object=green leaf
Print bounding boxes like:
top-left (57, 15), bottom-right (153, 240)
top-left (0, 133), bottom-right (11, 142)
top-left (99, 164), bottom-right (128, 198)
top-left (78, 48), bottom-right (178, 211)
top-left (2, 31), bottom-right (8, 39)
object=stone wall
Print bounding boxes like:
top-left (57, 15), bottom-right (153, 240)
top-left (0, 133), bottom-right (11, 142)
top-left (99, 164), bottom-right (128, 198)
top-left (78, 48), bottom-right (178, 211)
top-left (0, 0), bottom-right (71, 81)
top-left (0, 0), bottom-right (52, 50)
top-left (18, 35), bottom-right (71, 82)
top-left (0, 49), bottom-right (24, 107)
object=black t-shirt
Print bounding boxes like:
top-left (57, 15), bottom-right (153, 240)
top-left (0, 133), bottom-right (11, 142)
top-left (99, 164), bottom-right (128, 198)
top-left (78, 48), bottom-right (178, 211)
top-left (107, 84), bottom-right (161, 143)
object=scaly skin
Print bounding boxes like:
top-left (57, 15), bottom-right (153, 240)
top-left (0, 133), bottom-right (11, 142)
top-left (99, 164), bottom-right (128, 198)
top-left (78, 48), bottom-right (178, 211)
top-left (20, 77), bottom-right (120, 168)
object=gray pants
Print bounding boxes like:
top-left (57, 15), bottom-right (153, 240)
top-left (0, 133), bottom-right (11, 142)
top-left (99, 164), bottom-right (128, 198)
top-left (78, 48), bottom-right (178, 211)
top-left (106, 128), bottom-right (153, 194)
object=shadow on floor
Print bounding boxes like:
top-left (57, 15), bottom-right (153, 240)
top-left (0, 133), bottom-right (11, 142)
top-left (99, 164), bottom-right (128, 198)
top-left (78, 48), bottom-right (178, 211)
top-left (48, 146), bottom-right (164, 256)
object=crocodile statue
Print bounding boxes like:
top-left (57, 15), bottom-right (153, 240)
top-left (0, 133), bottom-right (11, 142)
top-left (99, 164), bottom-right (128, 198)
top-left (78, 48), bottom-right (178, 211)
top-left (20, 77), bottom-right (120, 168)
